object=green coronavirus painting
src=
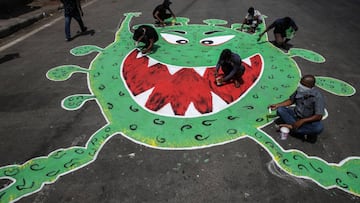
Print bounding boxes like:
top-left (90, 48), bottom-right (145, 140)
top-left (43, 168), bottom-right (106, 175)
top-left (0, 12), bottom-right (359, 202)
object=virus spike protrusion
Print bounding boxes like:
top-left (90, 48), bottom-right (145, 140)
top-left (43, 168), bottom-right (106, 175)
top-left (247, 129), bottom-right (360, 197)
top-left (288, 48), bottom-right (326, 63)
top-left (315, 76), bottom-right (356, 96)
top-left (0, 125), bottom-right (116, 203)
top-left (62, 94), bottom-right (96, 111)
top-left (132, 24), bottom-right (156, 30)
top-left (124, 12), bottom-right (141, 18)
top-left (46, 65), bottom-right (88, 81)
top-left (173, 17), bottom-right (190, 26)
top-left (203, 19), bottom-right (227, 26)
top-left (231, 23), bottom-right (242, 30)
top-left (116, 12), bottom-right (142, 42)
top-left (70, 45), bottom-right (104, 56)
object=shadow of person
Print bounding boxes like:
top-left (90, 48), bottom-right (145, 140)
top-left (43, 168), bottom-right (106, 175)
top-left (134, 45), bottom-right (160, 54)
top-left (69, 29), bottom-right (96, 41)
top-left (290, 132), bottom-right (318, 144)
top-left (269, 40), bottom-right (293, 51)
top-left (152, 45), bottom-right (160, 52)
top-left (0, 53), bottom-right (20, 64)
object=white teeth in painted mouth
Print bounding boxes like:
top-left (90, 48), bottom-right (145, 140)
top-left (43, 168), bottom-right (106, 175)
top-left (139, 53), bottom-right (252, 77)
top-left (167, 65), bottom-right (179, 75)
top-left (133, 88), bottom-right (229, 117)
top-left (184, 102), bottom-right (202, 117)
top-left (242, 57), bottom-right (251, 67)
top-left (211, 92), bottom-right (228, 112)
top-left (136, 51), bottom-right (144, 58)
top-left (193, 67), bottom-right (207, 77)
top-left (133, 52), bottom-right (254, 117)
top-left (140, 53), bottom-right (211, 77)
top-left (137, 52), bottom-right (207, 77)
top-left (134, 87), bottom-right (154, 107)
top-left (158, 64), bottom-right (208, 77)
top-left (148, 58), bottom-right (159, 67)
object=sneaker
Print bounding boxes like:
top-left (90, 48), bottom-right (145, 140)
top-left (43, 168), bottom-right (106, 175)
top-left (274, 118), bottom-right (284, 125)
top-left (81, 26), bottom-right (88, 33)
top-left (305, 135), bottom-right (317, 143)
top-left (66, 37), bottom-right (72, 42)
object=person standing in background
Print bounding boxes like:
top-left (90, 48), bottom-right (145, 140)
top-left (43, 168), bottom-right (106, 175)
top-left (61, 0), bottom-right (87, 41)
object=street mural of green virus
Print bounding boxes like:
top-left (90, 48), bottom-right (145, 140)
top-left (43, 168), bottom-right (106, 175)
top-left (0, 12), bottom-right (359, 202)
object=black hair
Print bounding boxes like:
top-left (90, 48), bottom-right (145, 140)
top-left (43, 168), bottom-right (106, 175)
top-left (220, 49), bottom-right (232, 61)
top-left (163, 0), bottom-right (172, 6)
top-left (133, 27), bottom-right (145, 41)
top-left (284, 17), bottom-right (292, 25)
top-left (248, 7), bottom-right (255, 15)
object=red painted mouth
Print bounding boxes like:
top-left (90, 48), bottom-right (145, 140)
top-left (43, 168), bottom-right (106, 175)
top-left (122, 50), bottom-right (263, 117)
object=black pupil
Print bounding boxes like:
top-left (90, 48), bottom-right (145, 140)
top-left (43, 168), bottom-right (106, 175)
top-left (202, 40), bottom-right (213, 45)
top-left (176, 40), bottom-right (187, 44)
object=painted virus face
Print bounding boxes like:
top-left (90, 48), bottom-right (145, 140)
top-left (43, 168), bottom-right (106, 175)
top-left (0, 13), bottom-right (358, 203)
top-left (76, 15), bottom-right (324, 149)
top-left (125, 20), bottom-right (265, 118)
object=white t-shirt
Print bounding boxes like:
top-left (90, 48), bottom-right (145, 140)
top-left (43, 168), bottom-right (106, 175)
top-left (245, 10), bottom-right (262, 21)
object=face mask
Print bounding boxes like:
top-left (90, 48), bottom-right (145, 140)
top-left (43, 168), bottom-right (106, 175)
top-left (297, 83), bottom-right (312, 93)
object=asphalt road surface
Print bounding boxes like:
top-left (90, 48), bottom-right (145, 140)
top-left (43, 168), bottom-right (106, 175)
top-left (0, 0), bottom-right (359, 202)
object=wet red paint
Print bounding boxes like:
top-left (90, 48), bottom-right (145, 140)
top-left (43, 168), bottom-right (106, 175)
top-left (123, 50), bottom-right (262, 115)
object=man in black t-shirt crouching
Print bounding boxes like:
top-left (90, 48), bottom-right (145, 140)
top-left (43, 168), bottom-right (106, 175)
top-left (133, 25), bottom-right (159, 54)
top-left (153, 0), bottom-right (176, 26)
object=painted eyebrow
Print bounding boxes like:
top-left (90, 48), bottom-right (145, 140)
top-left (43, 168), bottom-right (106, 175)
top-left (164, 30), bottom-right (187, 35)
top-left (204, 30), bottom-right (223, 35)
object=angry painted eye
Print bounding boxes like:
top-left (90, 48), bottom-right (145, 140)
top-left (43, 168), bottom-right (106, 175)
top-left (160, 33), bottom-right (189, 44)
top-left (200, 35), bottom-right (235, 46)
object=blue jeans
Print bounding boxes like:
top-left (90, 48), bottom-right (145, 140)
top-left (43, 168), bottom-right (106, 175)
top-left (277, 106), bottom-right (323, 137)
top-left (65, 15), bottom-right (86, 39)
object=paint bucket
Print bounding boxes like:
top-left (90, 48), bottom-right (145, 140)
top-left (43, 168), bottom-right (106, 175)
top-left (280, 127), bottom-right (290, 140)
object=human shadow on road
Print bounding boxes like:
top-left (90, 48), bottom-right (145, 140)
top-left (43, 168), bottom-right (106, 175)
top-left (0, 53), bottom-right (20, 64)
top-left (68, 29), bottom-right (96, 41)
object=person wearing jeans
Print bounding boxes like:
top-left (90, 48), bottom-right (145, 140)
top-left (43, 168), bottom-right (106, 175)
top-left (61, 0), bottom-right (87, 41)
top-left (269, 75), bottom-right (325, 143)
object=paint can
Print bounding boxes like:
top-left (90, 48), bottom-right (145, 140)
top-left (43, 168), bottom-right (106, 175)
top-left (280, 127), bottom-right (290, 140)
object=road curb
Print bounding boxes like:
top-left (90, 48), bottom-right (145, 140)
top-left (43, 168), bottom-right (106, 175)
top-left (0, 6), bottom-right (58, 39)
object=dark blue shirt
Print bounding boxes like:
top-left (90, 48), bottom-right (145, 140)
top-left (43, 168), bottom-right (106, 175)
top-left (269, 17), bottom-right (298, 34)
top-left (216, 52), bottom-right (244, 82)
top-left (61, 0), bottom-right (81, 16)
